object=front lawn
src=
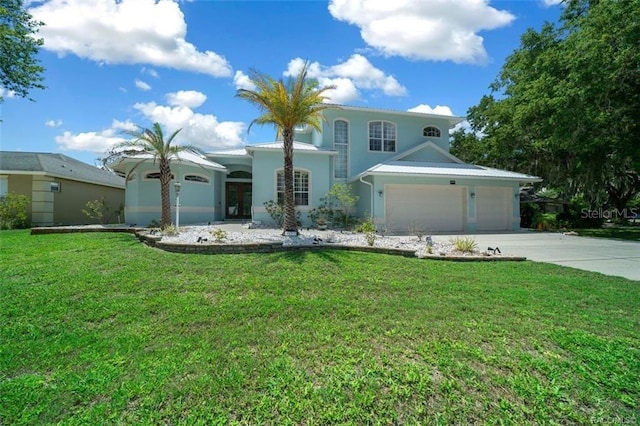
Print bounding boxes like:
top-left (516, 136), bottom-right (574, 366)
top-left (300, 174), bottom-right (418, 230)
top-left (1, 231), bottom-right (638, 424)
top-left (574, 226), bottom-right (640, 241)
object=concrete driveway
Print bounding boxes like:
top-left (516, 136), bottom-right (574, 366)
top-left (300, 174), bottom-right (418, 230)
top-left (438, 231), bottom-right (640, 281)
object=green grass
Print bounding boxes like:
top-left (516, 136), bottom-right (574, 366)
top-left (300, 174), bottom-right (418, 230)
top-left (1, 231), bottom-right (638, 425)
top-left (575, 226), bottom-right (640, 241)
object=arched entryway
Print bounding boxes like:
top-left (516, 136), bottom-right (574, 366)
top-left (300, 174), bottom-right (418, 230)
top-left (226, 170), bottom-right (252, 219)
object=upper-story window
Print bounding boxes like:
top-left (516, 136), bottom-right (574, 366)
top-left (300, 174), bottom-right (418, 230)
top-left (184, 174), bottom-right (210, 184)
top-left (277, 170), bottom-right (309, 206)
top-left (334, 119), bottom-right (349, 179)
top-left (423, 126), bottom-right (441, 138)
top-left (369, 121), bottom-right (396, 152)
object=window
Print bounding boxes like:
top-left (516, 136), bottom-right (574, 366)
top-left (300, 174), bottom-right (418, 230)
top-left (423, 126), bottom-right (441, 138)
top-left (50, 182), bottom-right (60, 192)
top-left (369, 121), bottom-right (396, 152)
top-left (334, 120), bottom-right (349, 178)
top-left (184, 174), bottom-right (210, 183)
top-left (277, 170), bottom-right (309, 206)
top-left (144, 172), bottom-right (174, 180)
top-left (229, 171), bottom-right (252, 179)
top-left (0, 175), bottom-right (8, 199)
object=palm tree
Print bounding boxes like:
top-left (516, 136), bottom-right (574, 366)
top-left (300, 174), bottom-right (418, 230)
top-left (237, 62), bottom-right (335, 234)
top-left (106, 122), bottom-right (204, 229)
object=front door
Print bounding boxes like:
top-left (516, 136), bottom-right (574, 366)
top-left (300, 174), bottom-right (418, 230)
top-left (226, 182), bottom-right (252, 219)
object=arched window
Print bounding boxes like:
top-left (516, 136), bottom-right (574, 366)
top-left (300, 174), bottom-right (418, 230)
top-left (184, 174), bottom-right (210, 183)
top-left (369, 121), bottom-right (396, 152)
top-left (229, 171), bottom-right (252, 179)
top-left (334, 119), bottom-right (349, 178)
top-left (144, 172), bottom-right (174, 180)
top-left (423, 126), bottom-right (441, 138)
top-left (276, 170), bottom-right (309, 206)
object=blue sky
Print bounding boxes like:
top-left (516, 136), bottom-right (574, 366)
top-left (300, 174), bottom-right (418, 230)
top-left (1, 0), bottom-right (562, 165)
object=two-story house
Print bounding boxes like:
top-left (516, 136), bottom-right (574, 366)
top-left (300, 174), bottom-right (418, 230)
top-left (110, 105), bottom-right (541, 232)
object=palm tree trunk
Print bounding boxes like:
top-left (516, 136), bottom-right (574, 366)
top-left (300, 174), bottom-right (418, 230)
top-left (282, 127), bottom-right (298, 234)
top-left (159, 159), bottom-right (173, 228)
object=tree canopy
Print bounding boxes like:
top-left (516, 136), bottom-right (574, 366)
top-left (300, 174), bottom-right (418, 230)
top-left (0, 0), bottom-right (45, 101)
top-left (451, 0), bottom-right (640, 209)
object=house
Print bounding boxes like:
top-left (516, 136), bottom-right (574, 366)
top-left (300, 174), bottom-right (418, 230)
top-left (111, 105), bottom-right (542, 232)
top-left (0, 151), bottom-right (125, 226)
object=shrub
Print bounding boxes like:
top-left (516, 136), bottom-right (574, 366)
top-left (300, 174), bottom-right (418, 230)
top-left (82, 198), bottom-right (124, 224)
top-left (210, 228), bottom-right (227, 242)
top-left (162, 224), bottom-right (178, 236)
top-left (356, 217), bottom-right (377, 246)
top-left (264, 200), bottom-right (301, 228)
top-left (449, 236), bottom-right (478, 253)
top-left (0, 193), bottom-right (30, 229)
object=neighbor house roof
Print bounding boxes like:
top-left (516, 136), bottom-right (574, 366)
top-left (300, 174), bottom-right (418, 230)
top-left (206, 147), bottom-right (251, 157)
top-left (108, 151), bottom-right (227, 172)
top-left (354, 160), bottom-right (542, 183)
top-left (0, 151), bottom-right (125, 188)
top-left (246, 141), bottom-right (337, 155)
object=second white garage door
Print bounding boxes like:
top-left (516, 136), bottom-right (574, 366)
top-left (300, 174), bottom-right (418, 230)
top-left (385, 184), bottom-right (465, 232)
top-left (475, 186), bottom-right (512, 231)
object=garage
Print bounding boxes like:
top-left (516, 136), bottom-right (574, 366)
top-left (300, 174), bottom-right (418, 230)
top-left (385, 184), bottom-right (465, 232)
top-left (475, 186), bottom-right (512, 231)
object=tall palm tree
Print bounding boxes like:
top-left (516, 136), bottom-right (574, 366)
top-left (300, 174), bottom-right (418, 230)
top-left (106, 122), bottom-right (204, 229)
top-left (237, 62), bottom-right (335, 234)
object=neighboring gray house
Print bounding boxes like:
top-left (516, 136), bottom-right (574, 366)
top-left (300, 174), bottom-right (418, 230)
top-left (0, 151), bottom-right (125, 226)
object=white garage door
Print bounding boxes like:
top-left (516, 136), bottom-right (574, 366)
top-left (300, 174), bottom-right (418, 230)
top-left (385, 185), bottom-right (465, 232)
top-left (476, 186), bottom-right (512, 231)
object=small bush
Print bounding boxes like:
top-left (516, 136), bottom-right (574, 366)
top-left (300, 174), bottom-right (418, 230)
top-left (210, 228), bottom-right (227, 242)
top-left (263, 200), bottom-right (301, 227)
top-left (357, 217), bottom-right (377, 246)
top-left (0, 193), bottom-right (30, 229)
top-left (449, 236), bottom-right (478, 253)
top-left (82, 198), bottom-right (124, 224)
top-left (162, 224), bottom-right (178, 236)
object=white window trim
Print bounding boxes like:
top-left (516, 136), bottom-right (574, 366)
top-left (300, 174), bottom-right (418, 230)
top-left (367, 120), bottom-right (397, 153)
top-left (274, 168), bottom-right (311, 208)
top-left (333, 118), bottom-right (350, 179)
top-left (423, 125), bottom-right (442, 138)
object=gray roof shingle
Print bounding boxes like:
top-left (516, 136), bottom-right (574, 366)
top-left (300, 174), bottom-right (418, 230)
top-left (0, 151), bottom-right (125, 188)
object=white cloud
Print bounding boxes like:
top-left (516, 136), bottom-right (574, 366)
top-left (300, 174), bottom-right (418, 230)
top-left (45, 119), bottom-right (63, 127)
top-left (541, 0), bottom-right (563, 6)
top-left (165, 90), bottom-right (207, 108)
top-left (0, 88), bottom-right (16, 99)
top-left (55, 119), bottom-right (135, 153)
top-left (132, 101), bottom-right (244, 150)
top-left (233, 70), bottom-right (257, 91)
top-left (135, 79), bottom-right (151, 91)
top-left (29, 0), bottom-right (232, 77)
top-left (328, 0), bottom-right (515, 64)
top-left (284, 54), bottom-right (407, 103)
top-left (141, 67), bottom-right (159, 78)
top-left (407, 104), bottom-right (455, 116)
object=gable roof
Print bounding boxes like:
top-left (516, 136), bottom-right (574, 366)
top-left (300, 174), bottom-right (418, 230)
top-left (246, 141), bottom-right (337, 155)
top-left (388, 141), bottom-right (464, 164)
top-left (0, 151), bottom-right (125, 188)
top-left (353, 160), bottom-right (542, 183)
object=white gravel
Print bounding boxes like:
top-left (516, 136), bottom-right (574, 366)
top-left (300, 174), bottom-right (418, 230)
top-left (158, 224), bottom-right (469, 257)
